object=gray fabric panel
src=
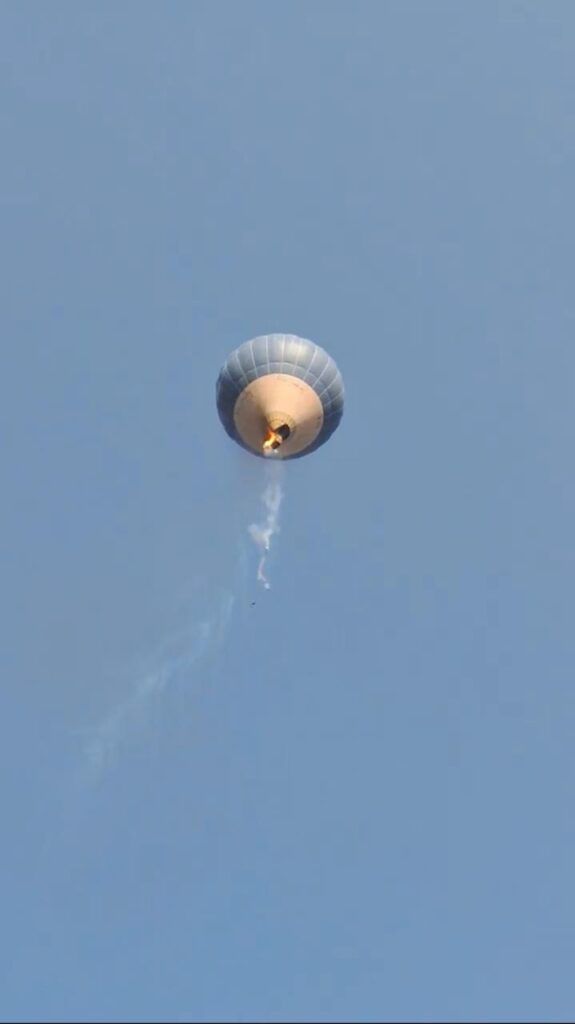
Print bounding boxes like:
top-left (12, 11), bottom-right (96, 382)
top-left (322, 379), bottom-right (344, 407)
top-left (282, 336), bottom-right (309, 369)
top-left (240, 345), bottom-right (255, 376)
top-left (310, 360), bottom-right (332, 392)
top-left (222, 366), bottom-right (242, 394)
top-left (323, 400), bottom-right (343, 421)
top-left (227, 350), bottom-right (243, 381)
top-left (264, 335), bottom-right (282, 369)
top-left (303, 345), bottom-right (328, 384)
top-left (264, 334), bottom-right (285, 367)
top-left (251, 336), bottom-right (269, 367)
top-left (288, 363), bottom-right (309, 380)
top-left (264, 335), bottom-right (272, 369)
top-left (316, 363), bottom-right (338, 395)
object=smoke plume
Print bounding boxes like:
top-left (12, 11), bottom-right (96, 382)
top-left (84, 586), bottom-right (235, 779)
top-left (83, 461), bottom-right (285, 778)
top-left (247, 459), bottom-right (284, 590)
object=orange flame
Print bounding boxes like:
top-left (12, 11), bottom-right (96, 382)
top-left (262, 428), bottom-right (282, 453)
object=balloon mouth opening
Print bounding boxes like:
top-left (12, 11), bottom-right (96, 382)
top-left (262, 423), bottom-right (291, 453)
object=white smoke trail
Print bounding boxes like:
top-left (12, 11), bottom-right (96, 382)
top-left (82, 463), bottom-right (282, 778)
top-left (248, 460), bottom-right (284, 590)
top-left (84, 587), bottom-right (235, 779)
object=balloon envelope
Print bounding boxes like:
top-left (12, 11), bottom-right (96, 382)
top-left (216, 334), bottom-right (344, 459)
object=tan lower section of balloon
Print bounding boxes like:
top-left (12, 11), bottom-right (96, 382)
top-left (233, 374), bottom-right (324, 457)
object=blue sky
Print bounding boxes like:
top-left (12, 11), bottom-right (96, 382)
top-left (2, 2), bottom-right (575, 1021)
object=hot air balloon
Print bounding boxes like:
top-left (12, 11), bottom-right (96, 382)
top-left (216, 334), bottom-right (344, 459)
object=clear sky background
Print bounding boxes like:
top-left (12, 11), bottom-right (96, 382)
top-left (1, 3), bottom-right (574, 1022)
